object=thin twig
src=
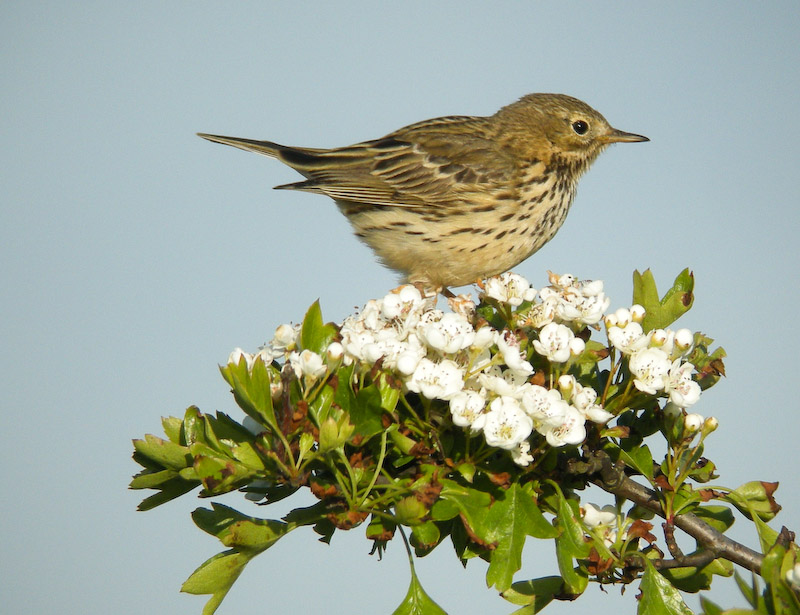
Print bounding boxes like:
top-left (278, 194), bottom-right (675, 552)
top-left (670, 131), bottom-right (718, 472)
top-left (580, 450), bottom-right (764, 575)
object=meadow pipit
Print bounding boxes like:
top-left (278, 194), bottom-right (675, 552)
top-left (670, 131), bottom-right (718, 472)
top-left (200, 93), bottom-right (647, 290)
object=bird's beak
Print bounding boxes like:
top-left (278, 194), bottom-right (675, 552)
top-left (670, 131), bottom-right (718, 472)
top-left (197, 133), bottom-right (277, 156)
top-left (601, 128), bottom-right (650, 144)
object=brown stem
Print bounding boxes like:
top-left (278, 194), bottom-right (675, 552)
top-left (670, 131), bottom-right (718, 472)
top-left (581, 450), bottom-right (764, 575)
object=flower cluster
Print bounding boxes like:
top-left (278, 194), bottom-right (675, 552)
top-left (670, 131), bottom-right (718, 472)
top-left (228, 271), bottom-right (706, 467)
top-left (605, 306), bottom-right (701, 409)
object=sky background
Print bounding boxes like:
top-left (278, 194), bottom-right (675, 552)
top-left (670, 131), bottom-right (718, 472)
top-left (2, 3), bottom-right (799, 614)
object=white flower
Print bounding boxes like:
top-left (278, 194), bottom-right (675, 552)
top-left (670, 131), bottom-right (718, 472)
top-left (569, 337), bottom-right (586, 357)
top-left (532, 322), bottom-right (574, 363)
top-left (288, 349), bottom-right (327, 381)
top-left (483, 272), bottom-right (536, 306)
top-left (497, 330), bottom-right (533, 374)
top-left (628, 347), bottom-right (671, 394)
top-left (512, 440), bottom-right (534, 467)
top-left (482, 397), bottom-right (533, 450)
top-left (228, 347), bottom-right (254, 369)
top-left (569, 381), bottom-right (613, 424)
top-left (471, 325), bottom-right (497, 350)
top-left (684, 413), bottom-right (704, 432)
top-left (447, 293), bottom-right (476, 320)
top-left (665, 360), bottom-right (701, 407)
top-left (326, 342), bottom-right (344, 362)
top-left (581, 503), bottom-right (625, 547)
top-left (674, 328), bottom-right (694, 353)
top-left (272, 323), bottom-right (298, 352)
top-left (405, 358), bottom-right (464, 400)
top-left (520, 384), bottom-right (563, 422)
top-left (784, 563), bottom-right (800, 589)
top-left (543, 404), bottom-right (586, 447)
top-left (419, 312), bottom-right (475, 353)
top-left (381, 285), bottom-right (424, 319)
top-left (525, 297), bottom-right (557, 327)
top-left (449, 390), bottom-right (487, 429)
top-left (607, 322), bottom-right (646, 354)
top-left (614, 308), bottom-right (632, 327)
top-left (478, 367), bottom-right (529, 398)
top-left (581, 503), bottom-right (617, 529)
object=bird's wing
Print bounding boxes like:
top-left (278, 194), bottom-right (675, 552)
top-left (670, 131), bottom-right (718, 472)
top-left (280, 117), bottom-right (518, 209)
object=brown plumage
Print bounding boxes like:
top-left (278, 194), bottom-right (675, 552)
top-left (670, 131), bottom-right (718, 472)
top-left (199, 93), bottom-right (647, 290)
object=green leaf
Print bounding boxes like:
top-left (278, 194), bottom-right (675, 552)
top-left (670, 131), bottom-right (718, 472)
top-left (219, 356), bottom-right (277, 431)
top-left (551, 486), bottom-right (589, 595)
top-left (638, 559), bottom-right (693, 615)
top-left (659, 557), bottom-right (733, 593)
top-left (350, 381), bottom-right (388, 440)
top-left (633, 269), bottom-right (694, 331)
top-left (191, 503), bottom-right (290, 550)
top-left (605, 441), bottom-right (654, 480)
top-left (299, 299), bottom-right (338, 354)
top-left (391, 557), bottom-right (448, 615)
top-left (132, 433), bottom-right (192, 471)
top-left (723, 482), bottom-right (781, 522)
top-left (502, 576), bottom-right (564, 612)
top-left (133, 476), bottom-right (199, 511)
top-left (484, 483), bottom-right (559, 591)
top-left (692, 505), bottom-right (735, 533)
top-left (181, 549), bottom-right (252, 615)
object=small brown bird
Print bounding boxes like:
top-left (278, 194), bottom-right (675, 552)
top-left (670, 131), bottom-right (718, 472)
top-left (199, 93), bottom-right (647, 290)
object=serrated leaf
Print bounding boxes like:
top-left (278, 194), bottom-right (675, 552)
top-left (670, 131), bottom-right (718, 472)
top-left (162, 416), bottom-right (183, 443)
top-left (638, 559), bottom-right (693, 615)
top-left (300, 300), bottom-right (338, 354)
top-left (692, 505), bottom-right (735, 533)
top-left (132, 434), bottom-right (192, 471)
top-left (605, 441), bottom-right (654, 480)
top-left (350, 382), bottom-right (388, 440)
top-left (391, 559), bottom-right (448, 615)
top-left (484, 483), bottom-right (559, 591)
top-left (551, 487), bottom-right (589, 595)
top-left (134, 476), bottom-right (199, 511)
top-left (633, 269), bottom-right (694, 331)
top-left (219, 356), bottom-right (277, 431)
top-left (181, 549), bottom-right (252, 615)
top-left (503, 576), bottom-right (563, 612)
top-left (192, 503), bottom-right (290, 550)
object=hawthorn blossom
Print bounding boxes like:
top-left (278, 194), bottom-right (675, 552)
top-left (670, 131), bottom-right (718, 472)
top-left (496, 330), bottom-right (533, 374)
top-left (665, 359), bottom-right (701, 407)
top-left (533, 322), bottom-right (574, 363)
top-left (449, 389), bottom-right (487, 430)
top-left (289, 349), bottom-right (327, 382)
top-left (483, 272), bottom-right (536, 306)
top-left (482, 397), bottom-right (533, 449)
top-left (419, 312), bottom-right (475, 353)
top-left (628, 347), bottom-right (671, 394)
top-left (542, 404), bottom-right (586, 447)
top-left (607, 322), bottom-right (646, 354)
top-left (406, 358), bottom-right (464, 400)
top-left (512, 440), bottom-right (534, 467)
top-left (581, 503), bottom-right (625, 547)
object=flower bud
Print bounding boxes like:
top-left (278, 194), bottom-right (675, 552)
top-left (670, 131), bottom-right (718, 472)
top-left (650, 329), bottom-right (668, 347)
top-left (604, 313), bottom-right (619, 328)
top-left (701, 416), bottom-right (719, 436)
top-left (684, 413), bottom-right (704, 432)
top-left (675, 328), bottom-right (693, 351)
top-left (326, 342), bottom-right (344, 362)
top-left (630, 304), bottom-right (646, 323)
top-left (614, 308), bottom-right (631, 327)
top-left (569, 337), bottom-right (586, 357)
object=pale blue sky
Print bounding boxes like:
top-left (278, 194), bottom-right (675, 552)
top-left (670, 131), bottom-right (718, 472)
top-left (2, 3), bottom-right (798, 614)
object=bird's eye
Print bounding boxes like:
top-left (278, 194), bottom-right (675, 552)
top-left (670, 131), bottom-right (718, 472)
top-left (571, 120), bottom-right (589, 135)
